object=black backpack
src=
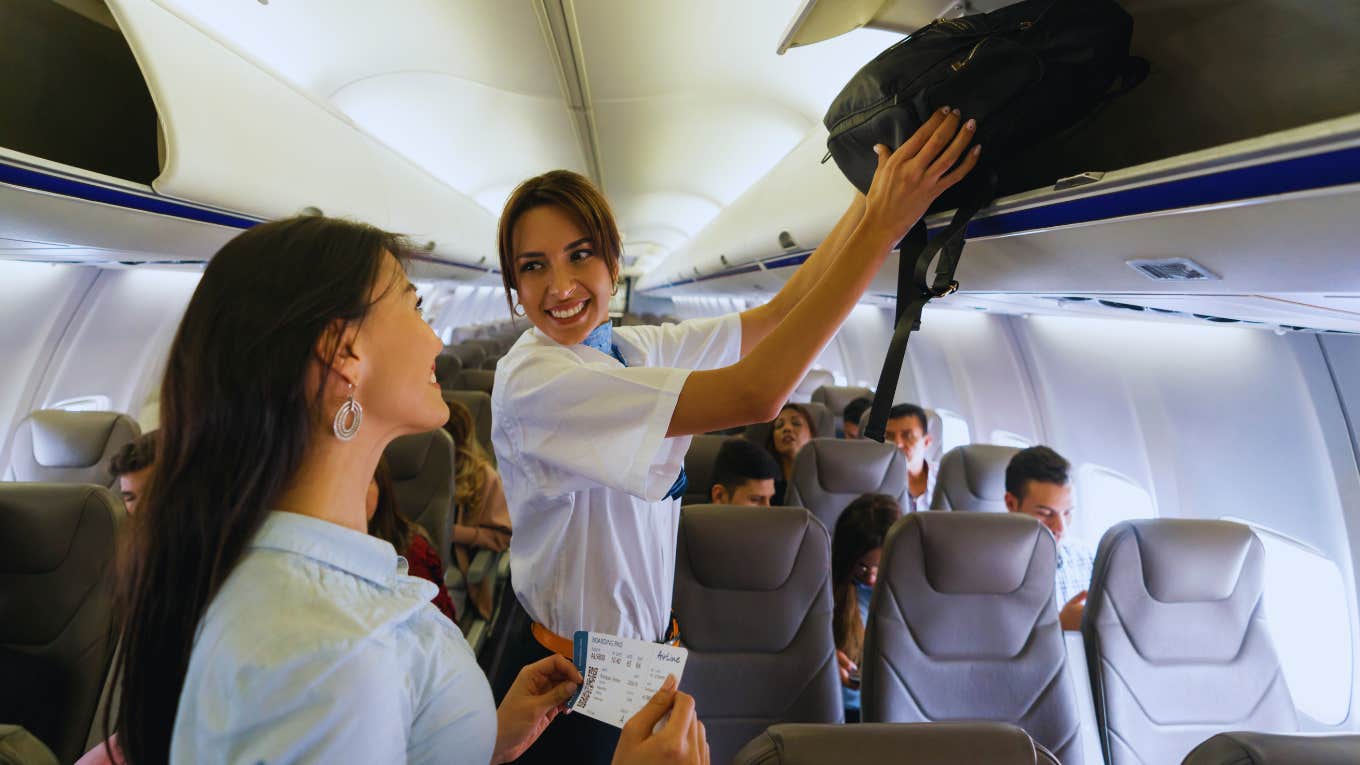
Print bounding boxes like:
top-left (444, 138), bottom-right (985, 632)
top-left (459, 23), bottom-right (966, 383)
top-left (823, 0), bottom-right (1146, 442)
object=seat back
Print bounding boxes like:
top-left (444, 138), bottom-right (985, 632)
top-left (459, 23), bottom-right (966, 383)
top-left (481, 355), bottom-right (502, 371)
top-left (1182, 732), bottom-right (1360, 765)
top-left (454, 369), bottom-right (496, 395)
top-left (682, 435), bottom-right (730, 506)
top-left (0, 483), bottom-right (123, 763)
top-left (810, 385), bottom-right (873, 434)
top-left (744, 403), bottom-right (835, 452)
top-left (733, 722), bottom-right (1058, 765)
top-left (1084, 520), bottom-right (1297, 765)
top-left (862, 512), bottom-right (1083, 764)
top-left (435, 352), bottom-right (464, 389)
top-left (930, 444), bottom-right (1020, 512)
top-left (383, 429), bottom-right (457, 572)
top-left (673, 506), bottom-right (842, 764)
top-left (790, 369), bottom-right (836, 403)
top-left (784, 439), bottom-right (908, 531)
top-left (443, 390), bottom-right (495, 466)
top-left (6, 411), bottom-right (141, 488)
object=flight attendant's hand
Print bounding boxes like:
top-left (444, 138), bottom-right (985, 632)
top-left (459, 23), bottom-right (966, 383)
top-left (492, 654), bottom-right (583, 764)
top-left (612, 675), bottom-right (710, 765)
top-left (861, 106), bottom-right (981, 247)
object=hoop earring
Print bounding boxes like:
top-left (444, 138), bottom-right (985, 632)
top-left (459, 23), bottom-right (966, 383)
top-left (513, 303), bottom-right (527, 317)
top-left (332, 383), bottom-right (362, 441)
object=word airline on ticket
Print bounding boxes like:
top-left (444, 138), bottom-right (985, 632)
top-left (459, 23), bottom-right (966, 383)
top-left (567, 631), bottom-right (689, 729)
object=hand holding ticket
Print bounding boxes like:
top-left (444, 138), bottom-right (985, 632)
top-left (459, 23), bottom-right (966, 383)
top-left (567, 631), bottom-right (689, 729)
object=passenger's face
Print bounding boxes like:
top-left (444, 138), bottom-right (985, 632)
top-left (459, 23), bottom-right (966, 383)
top-left (119, 467), bottom-right (151, 514)
top-left (772, 410), bottom-right (812, 461)
top-left (1005, 481), bottom-right (1075, 543)
top-left (351, 254), bottom-right (448, 437)
top-left (842, 421), bottom-right (861, 439)
top-left (712, 479), bottom-right (776, 507)
top-left (885, 416), bottom-right (931, 467)
top-left (853, 547), bottom-right (882, 588)
top-left (511, 205), bottom-right (616, 347)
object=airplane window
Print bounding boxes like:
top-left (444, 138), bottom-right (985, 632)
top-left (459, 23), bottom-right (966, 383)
top-left (1224, 520), bottom-right (1353, 725)
top-left (48, 395), bottom-right (112, 412)
top-left (1074, 464), bottom-right (1156, 544)
top-left (934, 409), bottom-right (971, 454)
top-left (990, 430), bottom-right (1033, 449)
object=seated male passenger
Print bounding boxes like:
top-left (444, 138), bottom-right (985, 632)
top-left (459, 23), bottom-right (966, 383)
top-left (841, 397), bottom-right (872, 439)
top-left (1004, 446), bottom-right (1093, 631)
top-left (109, 431), bottom-right (157, 514)
top-left (884, 404), bottom-right (936, 512)
top-left (709, 438), bottom-right (781, 506)
top-left (831, 493), bottom-right (901, 722)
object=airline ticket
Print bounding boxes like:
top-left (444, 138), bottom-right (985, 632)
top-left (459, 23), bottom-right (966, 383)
top-left (566, 631), bottom-right (689, 729)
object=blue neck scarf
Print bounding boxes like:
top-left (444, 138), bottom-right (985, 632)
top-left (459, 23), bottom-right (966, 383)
top-left (580, 321), bottom-right (686, 500)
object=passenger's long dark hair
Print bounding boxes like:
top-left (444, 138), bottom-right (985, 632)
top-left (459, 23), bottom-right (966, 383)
top-left (367, 455), bottom-right (428, 554)
top-left (830, 494), bottom-right (900, 662)
top-left (106, 216), bottom-right (407, 764)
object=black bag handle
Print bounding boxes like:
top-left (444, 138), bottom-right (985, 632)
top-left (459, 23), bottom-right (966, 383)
top-left (863, 171), bottom-right (998, 443)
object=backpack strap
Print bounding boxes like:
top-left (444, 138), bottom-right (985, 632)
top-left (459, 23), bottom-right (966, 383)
top-left (863, 171), bottom-right (998, 443)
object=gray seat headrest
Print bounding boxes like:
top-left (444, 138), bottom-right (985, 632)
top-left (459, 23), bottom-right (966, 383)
top-left (733, 722), bottom-right (1050, 765)
top-left (383, 429), bottom-right (456, 572)
top-left (744, 402), bottom-right (835, 447)
top-left (435, 353), bottom-right (463, 388)
top-left (1182, 732), bottom-right (1360, 765)
top-left (792, 370), bottom-right (836, 402)
top-left (450, 344), bottom-right (486, 368)
top-left (7, 410), bottom-right (142, 488)
top-left (784, 439), bottom-right (908, 531)
top-left (1084, 520), bottom-right (1297, 764)
top-left (810, 386), bottom-right (874, 422)
top-left (454, 369), bottom-right (496, 395)
top-left (682, 435), bottom-right (731, 505)
top-left (0, 483), bottom-right (123, 764)
top-left (443, 390), bottom-right (495, 466)
top-left (0, 725), bottom-right (59, 765)
top-left (931, 444), bottom-right (1021, 512)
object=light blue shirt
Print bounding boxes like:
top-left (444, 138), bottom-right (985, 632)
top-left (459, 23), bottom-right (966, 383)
top-left (170, 511), bottom-right (496, 764)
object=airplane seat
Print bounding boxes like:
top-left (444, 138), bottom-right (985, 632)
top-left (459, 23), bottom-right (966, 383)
top-left (383, 429), bottom-right (457, 573)
top-left (1084, 520), bottom-right (1298, 765)
top-left (810, 385), bottom-right (873, 434)
top-left (733, 722), bottom-right (1060, 765)
top-left (862, 512), bottom-right (1084, 764)
top-left (744, 402), bottom-right (835, 448)
top-left (451, 344), bottom-right (487, 370)
top-left (0, 725), bottom-right (58, 765)
top-left (783, 439), bottom-right (908, 531)
top-left (454, 369), bottom-right (496, 396)
top-left (790, 369), bottom-right (836, 404)
top-left (442, 390), bottom-right (496, 467)
top-left (0, 483), bottom-right (123, 764)
top-left (480, 355), bottom-right (502, 371)
top-left (5, 410), bottom-right (142, 489)
top-left (1181, 732), bottom-right (1360, 765)
top-left (930, 444), bottom-right (1021, 511)
top-left (682, 435), bottom-right (731, 506)
top-left (435, 353), bottom-right (464, 389)
top-left (672, 505), bottom-right (842, 764)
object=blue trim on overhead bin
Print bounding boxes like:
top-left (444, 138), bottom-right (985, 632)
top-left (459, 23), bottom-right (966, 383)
top-left (763, 252), bottom-right (812, 270)
top-left (696, 264), bottom-right (762, 282)
top-left (0, 158), bottom-right (263, 229)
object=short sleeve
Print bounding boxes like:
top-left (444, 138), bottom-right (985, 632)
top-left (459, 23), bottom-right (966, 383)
top-left (498, 347), bottom-right (689, 501)
top-left (615, 313), bottom-right (742, 370)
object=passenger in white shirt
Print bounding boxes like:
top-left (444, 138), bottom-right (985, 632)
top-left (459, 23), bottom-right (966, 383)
top-left (103, 217), bottom-right (708, 765)
top-left (491, 108), bottom-right (981, 763)
top-left (884, 403), bottom-right (939, 512)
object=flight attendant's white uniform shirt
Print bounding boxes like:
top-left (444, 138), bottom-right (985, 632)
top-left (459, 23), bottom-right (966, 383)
top-left (492, 315), bottom-right (742, 641)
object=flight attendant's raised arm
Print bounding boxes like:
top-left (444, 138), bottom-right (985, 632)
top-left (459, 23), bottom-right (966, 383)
top-left (668, 107), bottom-right (980, 437)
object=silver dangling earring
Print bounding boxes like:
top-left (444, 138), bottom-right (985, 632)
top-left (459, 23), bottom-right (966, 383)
top-left (332, 383), bottom-right (362, 441)
top-left (513, 303), bottom-right (527, 317)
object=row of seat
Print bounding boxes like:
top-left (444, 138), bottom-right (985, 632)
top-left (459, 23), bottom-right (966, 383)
top-left (672, 506), bottom-right (1351, 765)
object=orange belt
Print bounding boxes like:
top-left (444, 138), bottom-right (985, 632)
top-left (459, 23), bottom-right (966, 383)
top-left (532, 616), bottom-right (683, 660)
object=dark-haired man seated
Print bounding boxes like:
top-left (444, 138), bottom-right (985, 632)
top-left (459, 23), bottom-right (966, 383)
top-left (1004, 446), bottom-right (1094, 631)
top-left (841, 397), bottom-right (872, 439)
top-left (710, 439), bottom-right (781, 507)
top-left (109, 430), bottom-right (157, 514)
top-left (884, 403), bottom-right (936, 513)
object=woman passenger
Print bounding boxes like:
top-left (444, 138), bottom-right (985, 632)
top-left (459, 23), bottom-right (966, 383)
top-left (443, 398), bottom-right (512, 622)
top-left (367, 455), bottom-right (458, 623)
top-left (831, 493), bottom-right (902, 723)
top-left (765, 402), bottom-right (817, 505)
top-left (103, 217), bottom-right (709, 765)
top-left (490, 108), bottom-right (979, 762)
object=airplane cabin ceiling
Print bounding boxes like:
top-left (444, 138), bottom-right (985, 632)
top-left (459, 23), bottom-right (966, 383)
top-left (143, 0), bottom-right (897, 276)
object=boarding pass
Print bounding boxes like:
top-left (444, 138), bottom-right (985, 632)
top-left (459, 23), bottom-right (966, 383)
top-left (566, 631), bottom-right (688, 729)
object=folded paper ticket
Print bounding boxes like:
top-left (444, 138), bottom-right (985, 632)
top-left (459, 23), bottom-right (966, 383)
top-left (567, 631), bottom-right (689, 729)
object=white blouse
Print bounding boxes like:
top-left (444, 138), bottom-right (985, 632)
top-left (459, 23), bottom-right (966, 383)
top-left (492, 315), bottom-right (743, 641)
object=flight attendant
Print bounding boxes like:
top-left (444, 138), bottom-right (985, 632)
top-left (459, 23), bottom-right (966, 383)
top-left (492, 108), bottom-right (979, 762)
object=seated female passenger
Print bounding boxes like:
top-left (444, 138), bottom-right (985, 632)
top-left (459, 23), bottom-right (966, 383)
top-left (831, 493), bottom-right (902, 723)
top-left (443, 399), bottom-right (512, 621)
top-left (367, 455), bottom-right (458, 623)
top-left (764, 403), bottom-right (817, 505)
top-left (103, 216), bottom-right (708, 765)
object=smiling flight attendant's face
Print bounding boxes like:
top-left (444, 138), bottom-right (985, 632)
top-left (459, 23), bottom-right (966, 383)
top-left (511, 204), bottom-right (617, 347)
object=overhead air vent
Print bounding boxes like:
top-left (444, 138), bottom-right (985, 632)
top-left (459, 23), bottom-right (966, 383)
top-left (1126, 258), bottom-right (1219, 282)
